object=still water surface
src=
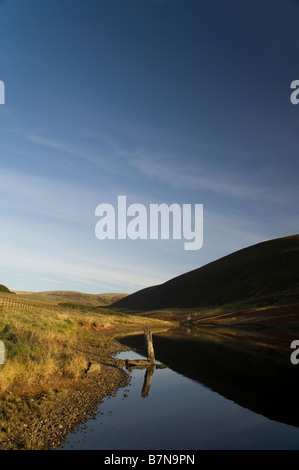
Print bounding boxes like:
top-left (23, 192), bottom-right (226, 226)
top-left (59, 329), bottom-right (299, 450)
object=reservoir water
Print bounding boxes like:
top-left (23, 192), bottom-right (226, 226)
top-left (59, 328), bottom-right (299, 450)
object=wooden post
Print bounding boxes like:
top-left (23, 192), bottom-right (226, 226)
top-left (144, 329), bottom-right (155, 364)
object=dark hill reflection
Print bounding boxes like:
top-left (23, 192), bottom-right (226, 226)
top-left (118, 327), bottom-right (299, 429)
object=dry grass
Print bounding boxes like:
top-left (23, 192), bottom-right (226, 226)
top-left (0, 304), bottom-right (170, 396)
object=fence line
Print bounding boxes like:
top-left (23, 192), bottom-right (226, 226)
top-left (0, 295), bottom-right (55, 311)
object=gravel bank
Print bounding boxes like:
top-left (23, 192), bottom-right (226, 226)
top-left (0, 349), bottom-right (129, 450)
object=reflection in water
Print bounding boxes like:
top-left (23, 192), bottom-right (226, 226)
top-left (59, 327), bottom-right (299, 450)
top-left (124, 329), bottom-right (167, 398)
top-left (141, 366), bottom-right (155, 398)
top-left (125, 362), bottom-right (157, 398)
top-left (119, 327), bottom-right (299, 429)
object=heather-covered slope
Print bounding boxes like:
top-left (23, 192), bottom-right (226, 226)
top-left (110, 235), bottom-right (299, 312)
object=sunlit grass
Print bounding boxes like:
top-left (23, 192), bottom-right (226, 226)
top-left (0, 305), bottom-right (170, 396)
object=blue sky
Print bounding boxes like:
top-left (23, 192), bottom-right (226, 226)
top-left (0, 0), bottom-right (299, 294)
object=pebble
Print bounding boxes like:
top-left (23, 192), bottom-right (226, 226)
top-left (0, 357), bottom-right (129, 450)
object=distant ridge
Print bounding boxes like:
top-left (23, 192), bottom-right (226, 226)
top-left (110, 235), bottom-right (299, 312)
top-left (14, 291), bottom-right (128, 307)
top-left (0, 284), bottom-right (13, 294)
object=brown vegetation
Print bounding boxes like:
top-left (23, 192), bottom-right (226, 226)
top-left (110, 235), bottom-right (299, 326)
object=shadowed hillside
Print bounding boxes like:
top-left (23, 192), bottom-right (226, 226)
top-left (110, 235), bottom-right (299, 313)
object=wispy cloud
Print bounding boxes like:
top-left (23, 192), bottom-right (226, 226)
top-left (25, 131), bottom-right (133, 177)
top-left (26, 134), bottom-right (99, 165)
top-left (127, 153), bottom-right (294, 204)
top-left (25, 130), bottom-right (295, 206)
top-left (0, 167), bottom-right (103, 224)
top-left (0, 243), bottom-right (168, 292)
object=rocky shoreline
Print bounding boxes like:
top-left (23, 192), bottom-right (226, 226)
top-left (0, 344), bottom-right (130, 450)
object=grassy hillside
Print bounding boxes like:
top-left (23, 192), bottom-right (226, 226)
top-left (0, 304), bottom-right (170, 397)
top-left (0, 302), bottom-right (172, 449)
top-left (14, 290), bottom-right (128, 307)
top-left (0, 284), bottom-right (13, 294)
top-left (110, 235), bottom-right (299, 314)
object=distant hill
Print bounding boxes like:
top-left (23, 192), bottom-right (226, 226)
top-left (0, 284), bottom-right (13, 294)
top-left (110, 235), bottom-right (299, 313)
top-left (15, 291), bottom-right (128, 307)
